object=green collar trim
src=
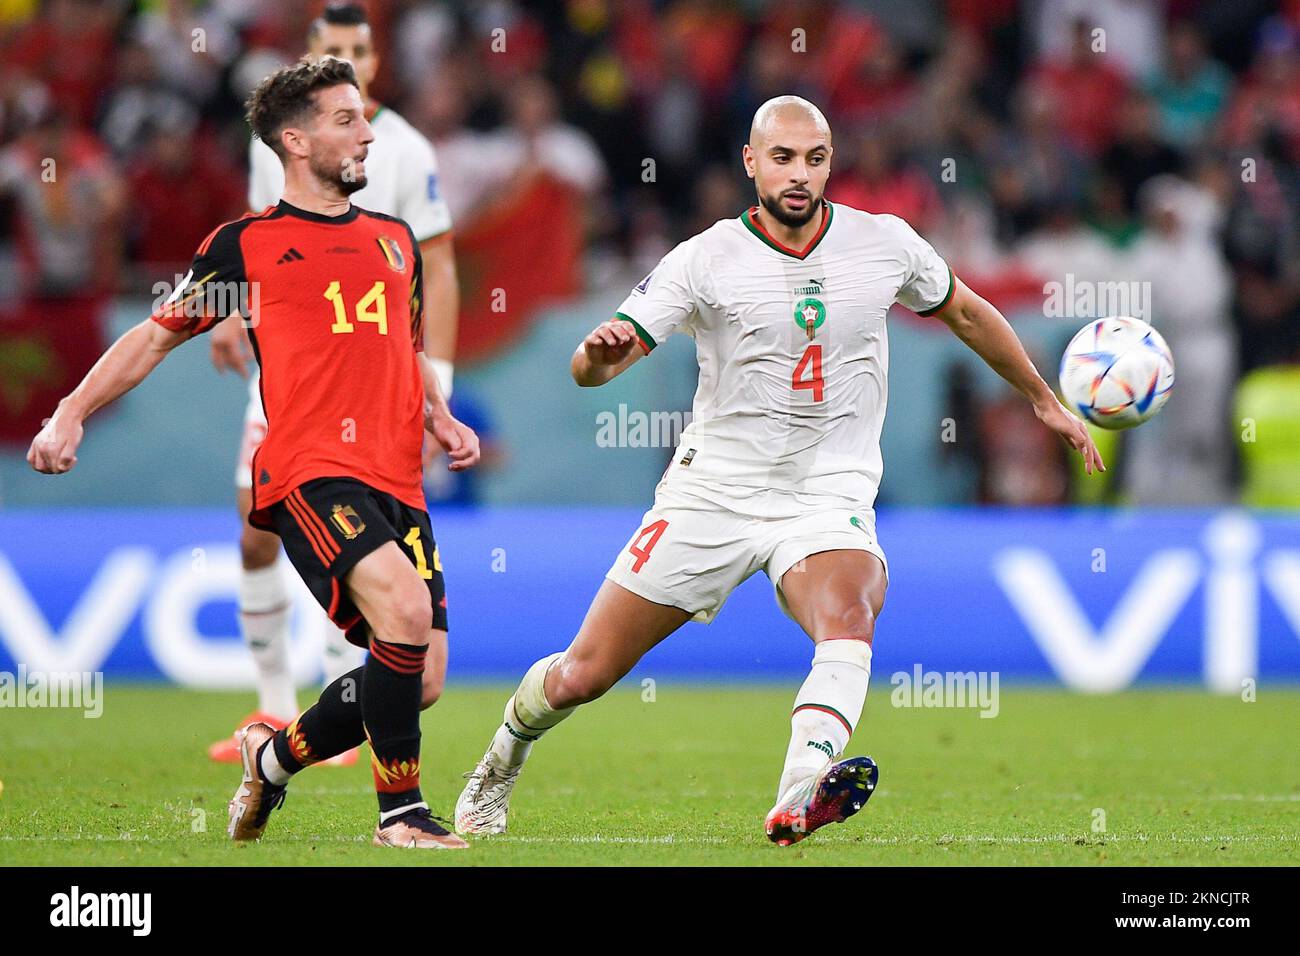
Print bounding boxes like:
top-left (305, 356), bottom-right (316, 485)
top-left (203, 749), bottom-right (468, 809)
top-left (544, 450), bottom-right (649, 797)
top-left (740, 200), bottom-right (833, 259)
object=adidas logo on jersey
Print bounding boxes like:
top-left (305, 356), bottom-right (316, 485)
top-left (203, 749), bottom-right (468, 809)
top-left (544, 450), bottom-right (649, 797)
top-left (275, 248), bottom-right (305, 264)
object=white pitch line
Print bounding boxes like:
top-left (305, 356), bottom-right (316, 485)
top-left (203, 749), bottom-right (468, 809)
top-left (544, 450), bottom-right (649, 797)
top-left (1207, 794), bottom-right (1300, 802)
top-left (1, 832), bottom-right (1297, 846)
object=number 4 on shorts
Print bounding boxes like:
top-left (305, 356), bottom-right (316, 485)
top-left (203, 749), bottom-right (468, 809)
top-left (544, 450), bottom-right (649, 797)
top-left (628, 518), bottom-right (668, 573)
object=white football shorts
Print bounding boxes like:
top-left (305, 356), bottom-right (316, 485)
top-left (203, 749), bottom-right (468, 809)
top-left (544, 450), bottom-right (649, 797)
top-left (605, 480), bottom-right (889, 624)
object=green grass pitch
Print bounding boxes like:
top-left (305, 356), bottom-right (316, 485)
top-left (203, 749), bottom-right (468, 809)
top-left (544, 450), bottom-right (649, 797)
top-left (1, 684), bottom-right (1297, 866)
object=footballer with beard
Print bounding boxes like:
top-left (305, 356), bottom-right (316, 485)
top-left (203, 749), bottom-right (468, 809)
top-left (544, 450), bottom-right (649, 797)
top-left (454, 95), bottom-right (1104, 845)
top-left (29, 57), bottom-right (478, 850)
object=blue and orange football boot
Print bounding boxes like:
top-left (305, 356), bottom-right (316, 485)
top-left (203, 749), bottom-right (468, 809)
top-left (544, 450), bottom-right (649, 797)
top-left (764, 756), bottom-right (879, 846)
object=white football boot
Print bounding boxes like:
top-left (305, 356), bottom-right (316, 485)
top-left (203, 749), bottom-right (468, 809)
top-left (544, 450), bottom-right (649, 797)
top-left (455, 749), bottom-right (523, 835)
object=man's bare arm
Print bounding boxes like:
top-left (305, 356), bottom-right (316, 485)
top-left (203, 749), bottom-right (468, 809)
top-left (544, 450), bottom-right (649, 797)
top-left (28, 319), bottom-right (191, 474)
top-left (929, 276), bottom-right (1106, 475)
top-left (420, 235), bottom-right (458, 361)
top-left (417, 241), bottom-right (480, 473)
top-left (571, 319), bottom-right (644, 387)
top-left (209, 311), bottom-right (254, 378)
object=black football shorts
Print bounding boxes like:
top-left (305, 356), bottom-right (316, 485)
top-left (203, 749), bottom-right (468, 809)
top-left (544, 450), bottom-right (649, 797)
top-left (267, 476), bottom-right (447, 647)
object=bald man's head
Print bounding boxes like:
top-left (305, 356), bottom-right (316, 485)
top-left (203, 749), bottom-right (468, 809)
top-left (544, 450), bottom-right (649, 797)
top-left (743, 96), bottom-right (833, 229)
top-left (748, 95), bottom-right (832, 148)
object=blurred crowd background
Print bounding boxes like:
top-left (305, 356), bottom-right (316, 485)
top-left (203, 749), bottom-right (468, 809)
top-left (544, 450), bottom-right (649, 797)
top-left (1, 0), bottom-right (1298, 509)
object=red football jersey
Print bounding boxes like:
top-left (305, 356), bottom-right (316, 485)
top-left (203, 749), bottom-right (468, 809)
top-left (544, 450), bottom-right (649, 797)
top-left (152, 200), bottom-right (426, 528)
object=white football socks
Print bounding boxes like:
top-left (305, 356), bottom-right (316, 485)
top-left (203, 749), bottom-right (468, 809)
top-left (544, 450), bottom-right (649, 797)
top-left (239, 562), bottom-right (297, 720)
top-left (258, 737), bottom-right (293, 786)
top-left (488, 653), bottom-right (575, 767)
top-left (322, 622), bottom-right (365, 687)
top-left (777, 638), bottom-right (872, 800)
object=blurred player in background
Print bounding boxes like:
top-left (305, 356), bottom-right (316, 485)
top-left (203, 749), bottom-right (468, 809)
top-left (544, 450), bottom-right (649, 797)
top-left (206, 1), bottom-right (459, 766)
top-left (456, 96), bottom-right (1103, 846)
top-left (30, 57), bottom-right (478, 850)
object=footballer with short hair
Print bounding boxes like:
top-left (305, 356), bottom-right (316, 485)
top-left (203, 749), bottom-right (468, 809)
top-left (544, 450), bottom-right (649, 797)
top-left (206, 0), bottom-right (460, 769)
top-left (29, 56), bottom-right (478, 850)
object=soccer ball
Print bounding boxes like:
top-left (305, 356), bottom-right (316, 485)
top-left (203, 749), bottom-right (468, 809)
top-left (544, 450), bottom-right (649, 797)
top-left (1058, 316), bottom-right (1175, 430)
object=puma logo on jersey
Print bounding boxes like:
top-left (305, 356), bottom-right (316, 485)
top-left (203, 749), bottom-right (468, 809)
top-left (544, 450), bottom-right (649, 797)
top-left (275, 247), bottom-right (305, 264)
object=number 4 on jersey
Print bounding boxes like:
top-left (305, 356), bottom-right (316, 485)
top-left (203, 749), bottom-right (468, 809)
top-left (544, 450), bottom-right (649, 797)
top-left (628, 518), bottom-right (668, 572)
top-left (792, 344), bottom-right (825, 402)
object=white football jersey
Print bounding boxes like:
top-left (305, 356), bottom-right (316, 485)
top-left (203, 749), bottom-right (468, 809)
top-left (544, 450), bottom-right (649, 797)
top-left (615, 201), bottom-right (953, 517)
top-left (248, 105), bottom-right (453, 242)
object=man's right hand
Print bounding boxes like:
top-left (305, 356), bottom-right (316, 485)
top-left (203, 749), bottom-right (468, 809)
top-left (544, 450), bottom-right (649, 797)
top-left (582, 319), bottom-right (642, 366)
top-left (211, 316), bottom-right (252, 377)
top-left (28, 410), bottom-right (84, 474)
top-left (572, 319), bottom-right (646, 386)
